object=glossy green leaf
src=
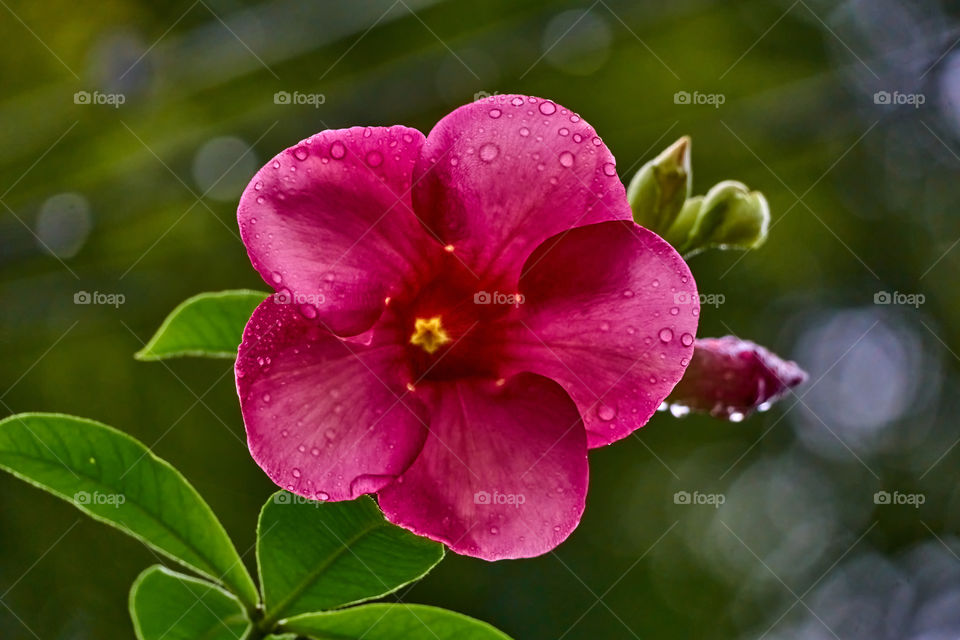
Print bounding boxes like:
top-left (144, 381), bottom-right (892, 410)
top-left (257, 492), bottom-right (444, 626)
top-left (281, 604), bottom-right (514, 640)
top-left (0, 413), bottom-right (259, 608)
top-left (135, 289), bottom-right (268, 360)
top-left (129, 566), bottom-right (250, 640)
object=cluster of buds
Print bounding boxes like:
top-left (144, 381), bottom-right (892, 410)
top-left (627, 137), bottom-right (769, 258)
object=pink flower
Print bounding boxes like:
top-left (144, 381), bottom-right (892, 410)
top-left (235, 95), bottom-right (698, 560)
top-left (668, 336), bottom-right (807, 419)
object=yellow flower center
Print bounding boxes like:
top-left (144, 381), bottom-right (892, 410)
top-left (409, 316), bottom-right (451, 354)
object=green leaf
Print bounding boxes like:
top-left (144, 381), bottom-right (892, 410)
top-left (257, 492), bottom-right (444, 625)
top-left (130, 566), bottom-right (250, 640)
top-left (135, 289), bottom-right (268, 360)
top-left (281, 604), bottom-right (514, 640)
top-left (0, 413), bottom-right (259, 608)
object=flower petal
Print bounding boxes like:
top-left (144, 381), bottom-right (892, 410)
top-left (668, 336), bottom-right (807, 419)
top-left (506, 221), bottom-right (699, 448)
top-left (412, 95), bottom-right (631, 285)
top-left (377, 373), bottom-right (588, 561)
top-left (236, 298), bottom-right (427, 501)
top-left (238, 126), bottom-right (441, 336)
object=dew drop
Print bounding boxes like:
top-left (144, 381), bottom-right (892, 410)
top-left (558, 127), bottom-right (569, 136)
top-left (489, 108), bottom-right (502, 119)
top-left (680, 332), bottom-right (694, 347)
top-left (489, 526), bottom-right (500, 535)
top-left (602, 162), bottom-right (617, 176)
top-left (262, 393), bottom-right (271, 402)
top-left (311, 447), bottom-right (321, 456)
top-left (519, 126), bottom-right (530, 137)
top-left (272, 160), bottom-right (281, 169)
top-left (292, 468), bottom-right (302, 478)
top-left (293, 147), bottom-right (308, 161)
top-left (330, 141), bottom-right (346, 159)
top-left (573, 133), bottom-right (583, 143)
top-left (511, 97), bottom-right (525, 106)
top-left (729, 411), bottom-right (745, 423)
top-left (317, 491), bottom-right (330, 501)
top-left (538, 101), bottom-right (557, 115)
top-left (559, 151), bottom-right (575, 167)
top-left (658, 328), bottom-right (674, 343)
top-left (651, 279), bottom-right (660, 288)
top-left (669, 307), bottom-right (679, 316)
top-left (297, 444), bottom-right (306, 453)
top-left (254, 181), bottom-right (263, 191)
top-left (366, 150), bottom-right (383, 167)
top-left (597, 404), bottom-right (617, 421)
top-left (271, 272), bottom-right (282, 284)
top-left (479, 143), bottom-right (500, 162)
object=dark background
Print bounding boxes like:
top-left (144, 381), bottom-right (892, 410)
top-left (2, 0), bottom-right (959, 638)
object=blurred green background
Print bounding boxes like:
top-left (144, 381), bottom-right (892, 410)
top-left (2, 0), bottom-right (959, 638)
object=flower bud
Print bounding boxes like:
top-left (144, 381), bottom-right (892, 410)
top-left (667, 336), bottom-right (806, 421)
top-left (627, 136), bottom-right (691, 234)
top-left (678, 180), bottom-right (769, 257)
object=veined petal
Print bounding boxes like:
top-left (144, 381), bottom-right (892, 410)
top-left (412, 95), bottom-right (631, 286)
top-left (238, 126), bottom-right (442, 337)
top-left (378, 373), bottom-right (588, 561)
top-left (505, 221), bottom-right (698, 448)
top-left (236, 300), bottom-right (427, 501)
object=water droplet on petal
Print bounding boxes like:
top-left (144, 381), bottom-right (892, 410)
top-left (559, 151), bottom-right (575, 167)
top-left (597, 404), bottom-right (617, 421)
top-left (489, 108), bottom-right (502, 119)
top-left (538, 101), bottom-right (557, 115)
top-left (669, 307), bottom-right (679, 316)
top-left (479, 143), bottom-right (499, 162)
top-left (366, 150), bottom-right (383, 167)
top-left (659, 328), bottom-right (674, 343)
top-left (293, 147), bottom-right (308, 161)
top-left (558, 127), bottom-right (569, 136)
top-left (519, 127), bottom-right (530, 137)
top-left (317, 491), bottom-right (330, 501)
top-left (602, 162), bottom-right (617, 176)
top-left (254, 181), bottom-right (263, 191)
top-left (262, 393), bottom-right (271, 402)
top-left (489, 526), bottom-right (499, 534)
top-left (330, 141), bottom-right (346, 159)
top-left (680, 332), bottom-right (694, 347)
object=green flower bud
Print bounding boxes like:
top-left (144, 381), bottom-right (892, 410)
top-left (678, 180), bottom-right (769, 257)
top-left (627, 136), bottom-right (691, 234)
top-left (662, 195), bottom-right (702, 248)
